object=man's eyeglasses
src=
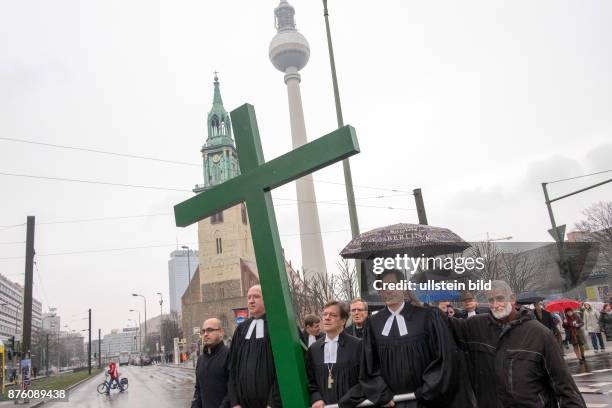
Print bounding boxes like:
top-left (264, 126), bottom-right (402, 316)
top-left (201, 328), bottom-right (221, 334)
top-left (350, 308), bottom-right (366, 313)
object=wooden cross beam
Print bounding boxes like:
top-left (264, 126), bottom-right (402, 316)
top-left (174, 103), bottom-right (359, 406)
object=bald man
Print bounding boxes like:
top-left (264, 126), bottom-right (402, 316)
top-left (449, 280), bottom-right (585, 408)
top-left (228, 285), bottom-right (282, 408)
top-left (191, 318), bottom-right (230, 408)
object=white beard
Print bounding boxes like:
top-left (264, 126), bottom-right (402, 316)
top-left (492, 302), bottom-right (513, 320)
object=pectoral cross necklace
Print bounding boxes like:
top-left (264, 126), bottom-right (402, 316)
top-left (327, 364), bottom-right (334, 389)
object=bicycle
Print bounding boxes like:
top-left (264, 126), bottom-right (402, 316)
top-left (97, 374), bottom-right (129, 394)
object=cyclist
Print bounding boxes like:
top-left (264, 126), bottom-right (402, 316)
top-left (106, 360), bottom-right (124, 394)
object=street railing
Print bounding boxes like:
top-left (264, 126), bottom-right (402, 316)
top-left (324, 393), bottom-right (416, 408)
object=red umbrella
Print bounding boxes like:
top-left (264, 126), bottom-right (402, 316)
top-left (545, 299), bottom-right (581, 313)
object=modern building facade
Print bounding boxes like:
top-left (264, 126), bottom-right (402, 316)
top-left (168, 249), bottom-right (199, 315)
top-left (0, 273), bottom-right (42, 342)
top-left (102, 327), bottom-right (140, 358)
top-left (42, 307), bottom-right (61, 336)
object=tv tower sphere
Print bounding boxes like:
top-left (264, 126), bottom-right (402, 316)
top-left (269, 0), bottom-right (310, 73)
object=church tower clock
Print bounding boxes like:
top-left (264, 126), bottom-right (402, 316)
top-left (194, 73), bottom-right (240, 193)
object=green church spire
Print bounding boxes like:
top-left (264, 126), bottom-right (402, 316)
top-left (194, 73), bottom-right (241, 193)
top-left (212, 71), bottom-right (223, 107)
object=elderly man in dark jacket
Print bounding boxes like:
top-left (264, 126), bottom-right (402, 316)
top-left (449, 280), bottom-right (585, 408)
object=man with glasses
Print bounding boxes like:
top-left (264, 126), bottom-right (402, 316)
top-left (191, 318), bottom-right (230, 408)
top-left (448, 280), bottom-right (585, 408)
top-left (306, 301), bottom-right (362, 408)
top-left (344, 298), bottom-right (368, 339)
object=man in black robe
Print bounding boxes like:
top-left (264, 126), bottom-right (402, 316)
top-left (228, 285), bottom-right (282, 408)
top-left (307, 301), bottom-right (362, 407)
top-left (359, 269), bottom-right (475, 408)
top-left (191, 318), bottom-right (229, 408)
top-left (344, 298), bottom-right (368, 339)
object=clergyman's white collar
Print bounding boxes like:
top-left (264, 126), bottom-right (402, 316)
top-left (382, 303), bottom-right (408, 336)
top-left (245, 318), bottom-right (264, 339)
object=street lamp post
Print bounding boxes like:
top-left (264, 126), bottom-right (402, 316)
top-left (181, 245), bottom-right (195, 367)
top-left (127, 319), bottom-right (136, 353)
top-left (321, 0), bottom-right (362, 294)
top-left (156, 292), bottom-right (164, 363)
top-left (130, 309), bottom-right (142, 354)
top-left (132, 294), bottom-right (147, 355)
top-left (129, 309), bottom-right (142, 353)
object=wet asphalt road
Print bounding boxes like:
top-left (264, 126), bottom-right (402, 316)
top-left (46, 365), bottom-right (195, 408)
top-left (568, 352), bottom-right (612, 407)
top-left (36, 354), bottom-right (612, 408)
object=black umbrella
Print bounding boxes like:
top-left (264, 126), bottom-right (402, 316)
top-left (516, 292), bottom-right (545, 305)
top-left (340, 223), bottom-right (470, 259)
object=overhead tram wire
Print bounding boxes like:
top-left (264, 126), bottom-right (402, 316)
top-left (0, 136), bottom-right (200, 167)
top-left (34, 260), bottom-right (51, 307)
top-left (1, 137), bottom-right (412, 194)
top-left (546, 169), bottom-right (612, 184)
top-left (0, 171), bottom-right (192, 192)
top-left (0, 223), bottom-right (26, 231)
top-left (0, 171), bottom-right (415, 211)
top-left (0, 222), bottom-right (386, 261)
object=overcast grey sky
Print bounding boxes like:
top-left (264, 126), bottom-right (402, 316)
top-left (1, 0), bottom-right (611, 334)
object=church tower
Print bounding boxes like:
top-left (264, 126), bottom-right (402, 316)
top-left (182, 74), bottom-right (300, 340)
top-left (194, 73), bottom-right (240, 193)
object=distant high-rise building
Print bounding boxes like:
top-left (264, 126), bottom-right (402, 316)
top-left (42, 307), bottom-right (61, 335)
top-left (168, 249), bottom-right (199, 315)
top-left (102, 327), bottom-right (140, 358)
top-left (0, 273), bottom-right (42, 342)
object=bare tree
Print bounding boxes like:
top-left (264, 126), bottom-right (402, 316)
top-left (574, 201), bottom-right (612, 269)
top-left (499, 251), bottom-right (543, 294)
top-left (288, 259), bottom-right (359, 327)
top-left (466, 241), bottom-right (505, 282)
top-left (335, 259), bottom-right (359, 301)
top-left (574, 201), bottom-right (612, 243)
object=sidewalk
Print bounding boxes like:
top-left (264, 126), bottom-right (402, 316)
top-left (563, 346), bottom-right (612, 362)
top-left (162, 361), bottom-right (196, 371)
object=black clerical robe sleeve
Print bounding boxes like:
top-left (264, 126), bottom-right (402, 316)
top-left (227, 324), bottom-right (242, 407)
top-left (359, 318), bottom-right (394, 406)
top-left (413, 308), bottom-right (458, 405)
top-left (306, 348), bottom-right (324, 404)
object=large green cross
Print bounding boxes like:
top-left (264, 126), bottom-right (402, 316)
top-left (174, 103), bottom-right (359, 407)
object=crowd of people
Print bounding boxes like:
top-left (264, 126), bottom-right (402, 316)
top-left (190, 273), bottom-right (608, 408)
top-left (439, 293), bottom-right (612, 363)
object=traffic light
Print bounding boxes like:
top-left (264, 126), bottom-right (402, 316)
top-left (9, 336), bottom-right (14, 350)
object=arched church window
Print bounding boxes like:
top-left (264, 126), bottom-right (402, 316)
top-left (211, 211), bottom-right (224, 224)
top-left (211, 115), bottom-right (220, 135)
top-left (219, 315), bottom-right (228, 329)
